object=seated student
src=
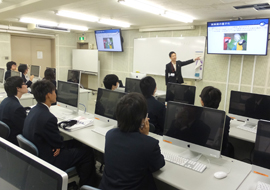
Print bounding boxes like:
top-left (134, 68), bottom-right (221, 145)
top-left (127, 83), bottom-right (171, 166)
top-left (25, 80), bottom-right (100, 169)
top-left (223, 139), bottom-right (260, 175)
top-left (140, 76), bottom-right (166, 135)
top-left (0, 76), bottom-right (28, 145)
top-left (99, 93), bottom-right (165, 190)
top-left (18, 64), bottom-right (34, 88)
top-left (43, 68), bottom-right (57, 105)
top-left (200, 86), bottom-right (233, 157)
top-left (23, 80), bottom-right (96, 187)
top-left (103, 74), bottom-right (119, 90)
top-left (4, 61), bottom-right (17, 80)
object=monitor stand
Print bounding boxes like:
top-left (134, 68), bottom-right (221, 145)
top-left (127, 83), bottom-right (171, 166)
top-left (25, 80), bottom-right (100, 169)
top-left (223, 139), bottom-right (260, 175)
top-left (180, 149), bottom-right (202, 162)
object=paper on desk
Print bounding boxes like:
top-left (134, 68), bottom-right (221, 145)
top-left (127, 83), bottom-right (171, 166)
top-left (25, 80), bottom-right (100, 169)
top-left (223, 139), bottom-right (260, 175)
top-left (65, 116), bottom-right (94, 132)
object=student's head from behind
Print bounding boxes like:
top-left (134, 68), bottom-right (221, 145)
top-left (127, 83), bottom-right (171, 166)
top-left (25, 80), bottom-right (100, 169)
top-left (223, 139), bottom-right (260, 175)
top-left (169, 51), bottom-right (177, 62)
top-left (18, 64), bottom-right (29, 75)
top-left (31, 80), bottom-right (56, 105)
top-left (140, 76), bottom-right (157, 98)
top-left (44, 68), bottom-right (55, 81)
top-left (103, 74), bottom-right (119, 90)
top-left (116, 93), bottom-right (147, 133)
top-left (200, 86), bottom-right (222, 109)
top-left (6, 61), bottom-right (17, 71)
top-left (4, 76), bottom-right (27, 97)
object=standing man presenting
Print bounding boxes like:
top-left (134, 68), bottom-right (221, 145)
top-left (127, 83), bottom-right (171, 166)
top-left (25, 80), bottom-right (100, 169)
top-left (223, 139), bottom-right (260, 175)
top-left (165, 51), bottom-right (200, 85)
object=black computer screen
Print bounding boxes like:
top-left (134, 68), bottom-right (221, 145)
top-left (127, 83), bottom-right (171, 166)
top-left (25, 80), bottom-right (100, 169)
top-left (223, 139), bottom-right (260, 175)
top-left (0, 68), bottom-right (4, 83)
top-left (30, 65), bottom-right (40, 77)
top-left (254, 120), bottom-right (270, 169)
top-left (125, 78), bottom-right (142, 93)
top-left (164, 102), bottom-right (225, 151)
top-left (57, 81), bottom-right (79, 107)
top-left (229, 91), bottom-right (270, 120)
top-left (0, 140), bottom-right (62, 190)
top-left (95, 88), bottom-right (126, 120)
top-left (166, 83), bottom-right (196, 104)
top-left (67, 70), bottom-right (80, 84)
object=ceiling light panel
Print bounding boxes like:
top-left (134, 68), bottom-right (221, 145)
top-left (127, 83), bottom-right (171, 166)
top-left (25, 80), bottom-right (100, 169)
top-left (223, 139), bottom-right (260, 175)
top-left (56, 10), bottom-right (99, 22)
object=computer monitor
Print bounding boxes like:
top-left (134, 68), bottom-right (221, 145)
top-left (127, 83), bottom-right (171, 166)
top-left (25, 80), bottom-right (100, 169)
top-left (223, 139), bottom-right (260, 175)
top-left (0, 137), bottom-right (68, 190)
top-left (56, 81), bottom-right (79, 112)
top-left (163, 101), bottom-right (226, 158)
top-left (10, 71), bottom-right (21, 77)
top-left (125, 78), bottom-right (142, 93)
top-left (229, 91), bottom-right (270, 128)
top-left (166, 83), bottom-right (196, 104)
top-left (129, 72), bottom-right (147, 79)
top-left (0, 68), bottom-right (5, 84)
top-left (95, 88), bottom-right (126, 126)
top-left (30, 65), bottom-right (40, 77)
top-left (252, 120), bottom-right (270, 177)
top-left (67, 70), bottom-right (81, 84)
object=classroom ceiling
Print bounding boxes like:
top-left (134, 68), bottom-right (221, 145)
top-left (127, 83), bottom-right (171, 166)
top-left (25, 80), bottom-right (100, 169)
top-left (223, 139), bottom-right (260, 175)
top-left (0, 0), bottom-right (269, 32)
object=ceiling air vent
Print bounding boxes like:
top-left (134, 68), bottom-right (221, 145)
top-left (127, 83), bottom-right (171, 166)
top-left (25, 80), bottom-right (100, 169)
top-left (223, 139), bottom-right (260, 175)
top-left (234, 3), bottom-right (270, 10)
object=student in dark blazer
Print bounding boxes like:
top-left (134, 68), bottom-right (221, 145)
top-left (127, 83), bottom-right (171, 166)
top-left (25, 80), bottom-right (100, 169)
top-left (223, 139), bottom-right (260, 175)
top-left (4, 61), bottom-right (17, 80)
top-left (140, 76), bottom-right (166, 135)
top-left (0, 76), bottom-right (28, 145)
top-left (43, 68), bottom-right (57, 105)
top-left (200, 86), bottom-right (233, 157)
top-left (99, 93), bottom-right (165, 190)
top-left (103, 74), bottom-right (120, 90)
top-left (18, 64), bottom-right (34, 88)
top-left (23, 80), bottom-right (96, 187)
top-left (165, 51), bottom-right (200, 85)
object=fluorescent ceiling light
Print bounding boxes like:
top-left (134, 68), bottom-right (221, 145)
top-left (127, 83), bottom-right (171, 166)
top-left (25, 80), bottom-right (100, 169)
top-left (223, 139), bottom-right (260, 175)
top-left (118, 0), bottom-right (164, 15)
top-left (118, 0), bottom-right (193, 23)
top-left (58, 24), bottom-right (88, 31)
top-left (98, 19), bottom-right (130, 28)
top-left (20, 18), bottom-right (57, 27)
top-left (162, 11), bottom-right (193, 23)
top-left (56, 10), bottom-right (99, 22)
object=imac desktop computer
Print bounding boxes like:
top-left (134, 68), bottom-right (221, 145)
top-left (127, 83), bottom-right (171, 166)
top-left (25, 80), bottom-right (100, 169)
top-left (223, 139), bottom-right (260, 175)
top-left (125, 78), bottom-right (142, 94)
top-left (95, 88), bottom-right (126, 126)
top-left (67, 69), bottom-right (81, 84)
top-left (166, 82), bottom-right (196, 104)
top-left (30, 65), bottom-right (40, 78)
top-left (129, 72), bottom-right (146, 79)
top-left (10, 71), bottom-right (21, 77)
top-left (0, 68), bottom-right (5, 86)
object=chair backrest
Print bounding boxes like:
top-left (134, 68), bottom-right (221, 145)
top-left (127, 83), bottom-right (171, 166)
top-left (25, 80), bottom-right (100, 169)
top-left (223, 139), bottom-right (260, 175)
top-left (80, 185), bottom-right (100, 190)
top-left (0, 121), bottom-right (10, 139)
top-left (149, 123), bottom-right (155, 133)
top-left (17, 134), bottom-right (39, 156)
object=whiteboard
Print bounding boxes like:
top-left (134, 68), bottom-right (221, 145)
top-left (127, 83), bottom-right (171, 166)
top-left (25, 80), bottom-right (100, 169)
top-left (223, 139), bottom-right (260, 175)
top-left (133, 36), bottom-right (206, 79)
top-left (72, 49), bottom-right (98, 73)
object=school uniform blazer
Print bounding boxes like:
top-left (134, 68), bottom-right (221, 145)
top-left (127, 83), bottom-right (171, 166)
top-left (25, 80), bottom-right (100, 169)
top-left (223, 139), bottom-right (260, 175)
top-left (21, 74), bottom-right (32, 88)
top-left (23, 103), bottom-right (63, 163)
top-left (99, 128), bottom-right (165, 190)
top-left (146, 96), bottom-right (166, 135)
top-left (4, 70), bottom-right (11, 80)
top-left (165, 59), bottom-right (194, 85)
top-left (0, 96), bottom-right (26, 145)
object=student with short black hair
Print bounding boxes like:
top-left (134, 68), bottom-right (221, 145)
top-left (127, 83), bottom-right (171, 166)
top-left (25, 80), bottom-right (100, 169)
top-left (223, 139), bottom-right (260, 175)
top-left (200, 86), bottom-right (233, 157)
top-left (140, 76), bottom-right (166, 135)
top-left (23, 80), bottom-right (97, 187)
top-left (0, 76), bottom-right (28, 145)
top-left (4, 61), bottom-right (17, 80)
top-left (99, 93), bottom-right (165, 190)
top-left (43, 68), bottom-right (57, 105)
top-left (103, 74), bottom-right (119, 90)
top-left (18, 64), bottom-right (34, 88)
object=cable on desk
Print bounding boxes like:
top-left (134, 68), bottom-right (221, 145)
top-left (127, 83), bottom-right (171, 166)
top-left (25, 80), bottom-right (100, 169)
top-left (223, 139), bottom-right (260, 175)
top-left (79, 103), bottom-right (87, 113)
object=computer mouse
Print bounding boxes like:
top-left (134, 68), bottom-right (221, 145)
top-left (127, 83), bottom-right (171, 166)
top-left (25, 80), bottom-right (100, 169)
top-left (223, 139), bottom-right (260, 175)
top-left (214, 171), bottom-right (227, 179)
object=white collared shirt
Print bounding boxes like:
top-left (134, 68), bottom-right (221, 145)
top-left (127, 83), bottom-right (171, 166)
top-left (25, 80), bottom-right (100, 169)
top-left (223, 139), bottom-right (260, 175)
top-left (172, 62), bottom-right (176, 71)
top-left (15, 96), bottom-right (20, 101)
top-left (42, 103), bottom-right (50, 110)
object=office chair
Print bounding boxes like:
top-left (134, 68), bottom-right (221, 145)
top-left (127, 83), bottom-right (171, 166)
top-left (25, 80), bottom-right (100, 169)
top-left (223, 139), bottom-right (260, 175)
top-left (0, 121), bottom-right (10, 139)
top-left (80, 185), bottom-right (100, 190)
top-left (16, 134), bottom-right (77, 177)
top-left (149, 123), bottom-right (155, 133)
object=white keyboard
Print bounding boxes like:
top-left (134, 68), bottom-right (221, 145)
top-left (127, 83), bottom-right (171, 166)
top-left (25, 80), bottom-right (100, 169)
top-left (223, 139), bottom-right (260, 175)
top-left (256, 181), bottom-right (270, 190)
top-left (92, 127), bottom-right (114, 136)
top-left (237, 125), bottom-right (257, 133)
top-left (162, 151), bottom-right (207, 173)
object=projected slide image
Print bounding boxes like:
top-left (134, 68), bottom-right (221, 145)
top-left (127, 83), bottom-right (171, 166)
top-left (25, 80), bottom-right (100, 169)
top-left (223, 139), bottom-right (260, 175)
top-left (224, 33), bottom-right (247, 51)
top-left (103, 38), bottom-right (114, 49)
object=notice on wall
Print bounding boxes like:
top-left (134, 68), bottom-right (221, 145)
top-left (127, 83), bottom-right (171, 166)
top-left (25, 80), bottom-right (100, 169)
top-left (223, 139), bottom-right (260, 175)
top-left (37, 51), bottom-right (43, 59)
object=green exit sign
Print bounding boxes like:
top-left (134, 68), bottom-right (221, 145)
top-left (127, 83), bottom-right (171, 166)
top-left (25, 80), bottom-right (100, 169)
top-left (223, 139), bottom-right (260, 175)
top-left (79, 37), bottom-right (85, 41)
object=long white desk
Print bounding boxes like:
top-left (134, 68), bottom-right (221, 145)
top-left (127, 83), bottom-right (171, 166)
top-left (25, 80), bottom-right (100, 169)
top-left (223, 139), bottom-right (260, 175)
top-left (229, 120), bottom-right (256, 143)
top-left (238, 171), bottom-right (270, 190)
top-left (50, 106), bottom-right (252, 190)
